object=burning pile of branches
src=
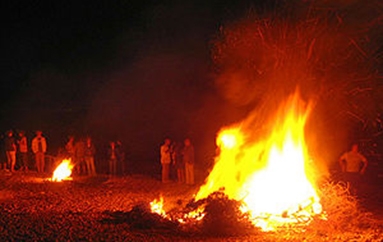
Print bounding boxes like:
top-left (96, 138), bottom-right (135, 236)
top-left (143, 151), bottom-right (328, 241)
top-left (102, 203), bottom-right (179, 231)
top-left (183, 190), bottom-right (256, 236)
top-left (98, 180), bottom-right (381, 241)
top-left (0, 173), bottom-right (381, 241)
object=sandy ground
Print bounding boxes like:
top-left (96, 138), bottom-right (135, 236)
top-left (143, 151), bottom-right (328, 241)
top-left (0, 171), bottom-right (382, 241)
top-left (0, 171), bottom-right (201, 241)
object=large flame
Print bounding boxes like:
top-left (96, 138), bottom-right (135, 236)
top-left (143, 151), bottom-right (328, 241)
top-left (52, 159), bottom-right (73, 182)
top-left (195, 92), bottom-right (322, 231)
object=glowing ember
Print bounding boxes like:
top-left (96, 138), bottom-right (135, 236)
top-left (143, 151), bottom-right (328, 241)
top-left (195, 92), bottom-right (323, 231)
top-left (150, 197), bottom-right (167, 218)
top-left (52, 159), bottom-right (73, 182)
top-left (149, 196), bottom-right (206, 223)
top-left (179, 207), bottom-right (205, 224)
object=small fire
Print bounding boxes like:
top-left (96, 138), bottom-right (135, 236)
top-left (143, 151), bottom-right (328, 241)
top-left (149, 196), bottom-right (205, 223)
top-left (52, 159), bottom-right (73, 182)
top-left (150, 196), bottom-right (166, 217)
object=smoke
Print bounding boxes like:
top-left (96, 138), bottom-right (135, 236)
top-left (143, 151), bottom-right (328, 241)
top-left (210, 0), bottom-right (383, 167)
top-left (84, 1), bottom-right (260, 167)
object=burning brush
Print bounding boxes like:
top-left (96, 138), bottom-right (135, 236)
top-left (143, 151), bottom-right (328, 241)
top-left (147, 92), bottom-right (326, 233)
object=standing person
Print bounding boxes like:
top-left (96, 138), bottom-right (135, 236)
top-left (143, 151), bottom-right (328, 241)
top-left (84, 137), bottom-right (96, 176)
top-left (17, 130), bottom-right (29, 171)
top-left (65, 135), bottom-right (75, 161)
top-left (169, 141), bottom-right (177, 181)
top-left (0, 134), bottom-right (6, 171)
top-left (31, 130), bottom-right (47, 173)
top-left (339, 143), bottom-right (368, 194)
top-left (183, 138), bottom-right (195, 185)
top-left (116, 140), bottom-right (126, 175)
top-left (108, 141), bottom-right (119, 177)
top-left (4, 130), bottom-right (17, 172)
top-left (173, 142), bottom-right (185, 183)
top-left (74, 138), bottom-right (85, 175)
top-left (160, 138), bottom-right (172, 183)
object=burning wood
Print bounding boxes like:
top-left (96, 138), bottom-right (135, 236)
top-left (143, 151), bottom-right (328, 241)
top-left (150, 196), bottom-right (166, 218)
top-left (51, 159), bottom-right (74, 182)
top-left (150, 92), bottom-right (325, 231)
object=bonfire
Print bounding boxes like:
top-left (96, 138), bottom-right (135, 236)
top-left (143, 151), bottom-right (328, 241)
top-left (51, 159), bottom-right (74, 182)
top-left (150, 91), bottom-right (326, 232)
top-left (146, 1), bottom-right (383, 235)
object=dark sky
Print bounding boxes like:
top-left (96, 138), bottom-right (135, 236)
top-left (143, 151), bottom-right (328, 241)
top-left (1, 0), bottom-right (263, 164)
top-left (3, 0), bottom-right (381, 171)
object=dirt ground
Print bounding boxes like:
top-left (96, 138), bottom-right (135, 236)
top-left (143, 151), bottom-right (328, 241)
top-left (0, 171), bottom-right (382, 241)
top-left (0, 171), bottom-right (201, 241)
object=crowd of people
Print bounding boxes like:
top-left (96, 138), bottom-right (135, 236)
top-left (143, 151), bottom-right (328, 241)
top-left (2, 130), bottom-right (48, 173)
top-left (0, 130), bottom-right (126, 177)
top-left (2, 127), bottom-right (370, 192)
top-left (1, 129), bottom-right (197, 185)
top-left (160, 138), bottom-right (195, 185)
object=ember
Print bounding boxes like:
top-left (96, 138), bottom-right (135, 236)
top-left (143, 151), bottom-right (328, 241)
top-left (150, 196), bottom-right (166, 218)
top-left (51, 159), bottom-right (74, 182)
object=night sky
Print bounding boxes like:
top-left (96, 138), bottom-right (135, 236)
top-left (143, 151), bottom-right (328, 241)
top-left (2, 1), bottom-right (383, 172)
top-left (2, 0), bottom-right (263, 166)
